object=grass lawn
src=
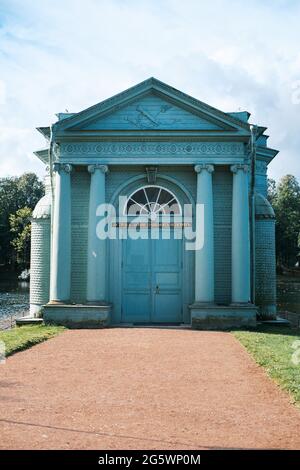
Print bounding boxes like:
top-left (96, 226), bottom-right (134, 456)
top-left (0, 325), bottom-right (65, 357)
top-left (233, 326), bottom-right (300, 406)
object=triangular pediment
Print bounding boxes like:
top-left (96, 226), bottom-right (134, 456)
top-left (77, 93), bottom-right (225, 131)
top-left (54, 78), bottom-right (251, 136)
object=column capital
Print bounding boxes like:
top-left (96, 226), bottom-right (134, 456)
top-left (194, 164), bottom-right (214, 174)
top-left (53, 162), bottom-right (73, 174)
top-left (230, 164), bottom-right (249, 174)
top-left (88, 164), bottom-right (109, 174)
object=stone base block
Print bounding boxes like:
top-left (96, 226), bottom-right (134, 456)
top-left (43, 303), bottom-right (111, 328)
top-left (30, 303), bottom-right (44, 318)
top-left (257, 303), bottom-right (277, 320)
top-left (16, 317), bottom-right (44, 326)
top-left (189, 303), bottom-right (257, 330)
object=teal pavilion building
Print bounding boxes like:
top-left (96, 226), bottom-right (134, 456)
top-left (30, 78), bottom-right (278, 328)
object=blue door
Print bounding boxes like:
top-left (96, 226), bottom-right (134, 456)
top-left (122, 231), bottom-right (182, 323)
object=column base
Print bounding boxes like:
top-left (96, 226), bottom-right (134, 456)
top-left (257, 303), bottom-right (277, 320)
top-left (86, 300), bottom-right (109, 306)
top-left (189, 302), bottom-right (257, 330)
top-left (30, 303), bottom-right (44, 318)
top-left (43, 302), bottom-right (111, 328)
top-left (230, 302), bottom-right (255, 307)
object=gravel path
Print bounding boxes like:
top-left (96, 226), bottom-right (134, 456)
top-left (0, 328), bottom-right (300, 450)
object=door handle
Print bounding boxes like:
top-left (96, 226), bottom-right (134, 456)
top-left (155, 285), bottom-right (159, 294)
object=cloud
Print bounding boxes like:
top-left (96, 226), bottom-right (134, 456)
top-left (0, 0), bottom-right (299, 181)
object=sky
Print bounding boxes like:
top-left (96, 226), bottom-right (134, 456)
top-left (0, 0), bottom-right (300, 181)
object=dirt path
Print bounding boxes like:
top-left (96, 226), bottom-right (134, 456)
top-left (0, 328), bottom-right (300, 450)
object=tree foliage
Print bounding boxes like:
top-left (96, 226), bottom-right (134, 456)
top-left (0, 173), bottom-right (44, 268)
top-left (268, 175), bottom-right (300, 267)
top-left (9, 207), bottom-right (32, 267)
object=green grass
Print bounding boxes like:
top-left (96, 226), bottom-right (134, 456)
top-left (0, 325), bottom-right (65, 357)
top-left (233, 326), bottom-right (300, 406)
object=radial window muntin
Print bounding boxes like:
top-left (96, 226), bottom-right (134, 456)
top-left (124, 185), bottom-right (182, 218)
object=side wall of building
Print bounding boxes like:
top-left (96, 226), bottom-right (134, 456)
top-left (255, 218), bottom-right (276, 317)
top-left (254, 163), bottom-right (277, 318)
top-left (213, 167), bottom-right (232, 305)
top-left (30, 215), bottom-right (51, 316)
top-left (70, 168), bottom-right (89, 302)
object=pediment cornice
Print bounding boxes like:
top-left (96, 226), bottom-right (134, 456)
top-left (53, 78), bottom-right (251, 136)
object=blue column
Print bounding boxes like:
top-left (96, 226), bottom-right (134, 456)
top-left (50, 163), bottom-right (72, 302)
top-left (87, 164), bottom-right (109, 303)
top-left (230, 164), bottom-right (251, 303)
top-left (194, 164), bottom-right (215, 303)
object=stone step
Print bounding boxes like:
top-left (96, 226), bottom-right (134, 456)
top-left (16, 317), bottom-right (44, 326)
top-left (259, 317), bottom-right (291, 326)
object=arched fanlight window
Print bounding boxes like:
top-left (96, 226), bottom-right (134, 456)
top-left (125, 185), bottom-right (181, 216)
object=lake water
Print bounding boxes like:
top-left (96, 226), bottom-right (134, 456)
top-left (0, 275), bottom-right (299, 329)
top-left (0, 278), bottom-right (29, 329)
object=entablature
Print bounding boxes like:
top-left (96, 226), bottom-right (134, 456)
top-left (57, 141), bottom-right (246, 166)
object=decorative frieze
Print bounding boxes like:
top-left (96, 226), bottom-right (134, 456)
top-left (61, 142), bottom-right (244, 158)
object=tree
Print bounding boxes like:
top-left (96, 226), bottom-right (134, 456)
top-left (0, 173), bottom-right (44, 267)
top-left (9, 207), bottom-right (32, 268)
top-left (269, 175), bottom-right (300, 267)
top-left (17, 173), bottom-right (45, 208)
